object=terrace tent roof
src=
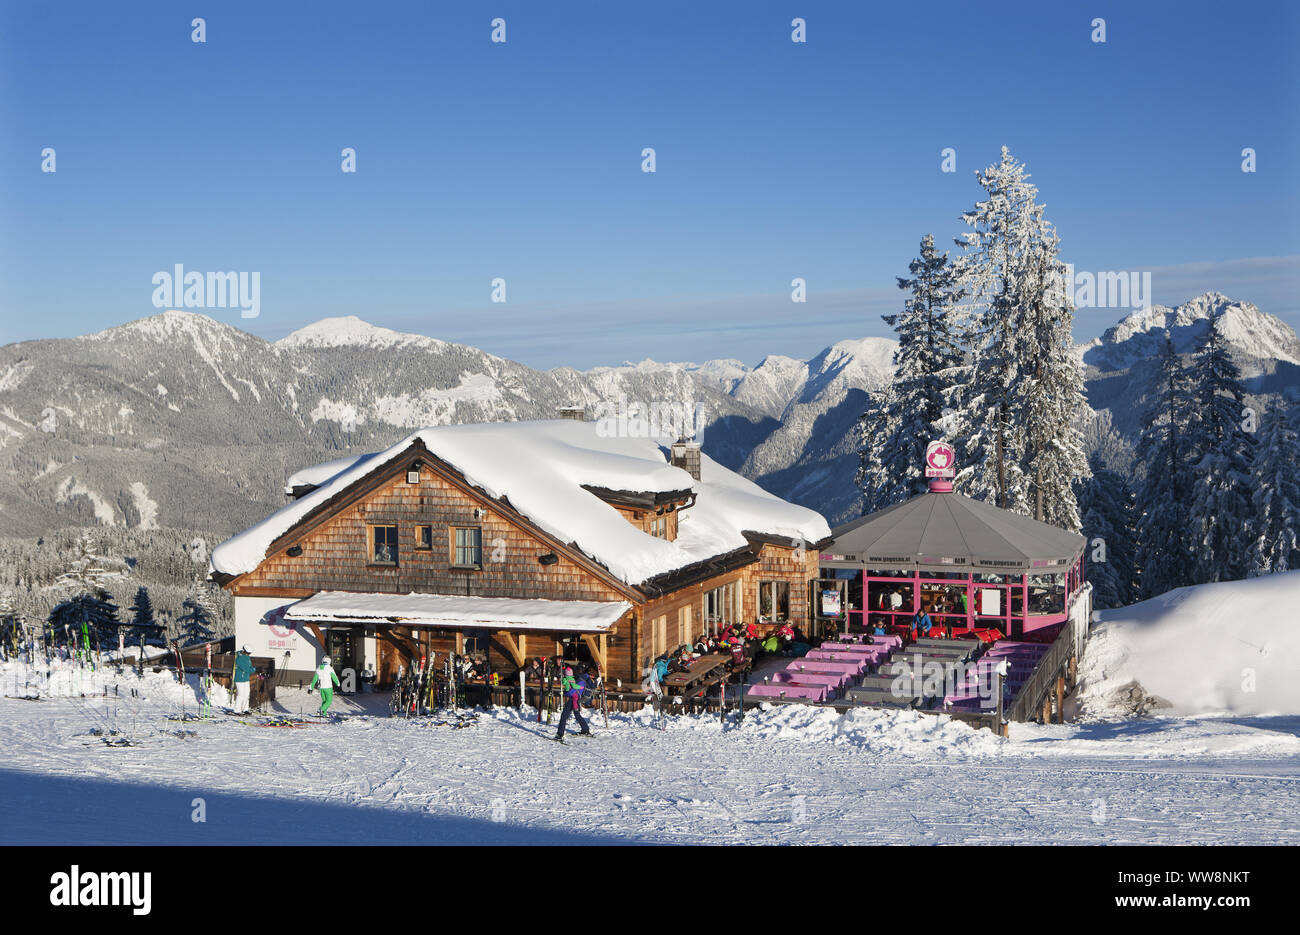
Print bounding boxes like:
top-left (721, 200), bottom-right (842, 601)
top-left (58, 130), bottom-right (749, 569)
top-left (822, 491), bottom-right (1085, 573)
top-left (282, 590), bottom-right (631, 634)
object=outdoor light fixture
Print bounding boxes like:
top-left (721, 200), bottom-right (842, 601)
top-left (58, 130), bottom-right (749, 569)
top-left (538, 552), bottom-right (559, 565)
top-left (286, 545), bottom-right (303, 557)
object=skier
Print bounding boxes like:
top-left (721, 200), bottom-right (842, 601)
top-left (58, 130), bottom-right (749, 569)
top-left (232, 646), bottom-right (255, 714)
top-left (554, 665), bottom-right (591, 743)
top-left (308, 654), bottom-right (341, 716)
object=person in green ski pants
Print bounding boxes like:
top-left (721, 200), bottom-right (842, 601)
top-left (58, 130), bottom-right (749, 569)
top-left (308, 655), bottom-right (340, 715)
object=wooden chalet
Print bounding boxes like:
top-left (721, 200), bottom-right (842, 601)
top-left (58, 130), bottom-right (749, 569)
top-left (210, 419), bottom-right (832, 689)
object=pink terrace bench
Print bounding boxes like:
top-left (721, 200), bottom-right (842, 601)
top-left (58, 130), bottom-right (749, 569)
top-left (747, 683), bottom-right (827, 703)
top-left (769, 670), bottom-right (849, 690)
top-left (787, 660), bottom-right (866, 677)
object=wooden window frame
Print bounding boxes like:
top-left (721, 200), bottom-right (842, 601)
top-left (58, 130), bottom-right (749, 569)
top-left (757, 580), bottom-right (791, 623)
top-left (414, 524), bottom-right (433, 551)
top-left (450, 525), bottom-right (483, 570)
top-left (368, 524), bottom-right (399, 567)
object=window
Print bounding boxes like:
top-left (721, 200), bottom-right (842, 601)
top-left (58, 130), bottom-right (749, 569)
top-left (462, 629), bottom-right (488, 656)
top-left (451, 526), bottom-right (482, 568)
top-left (1028, 573), bottom-right (1065, 614)
top-left (370, 525), bottom-right (398, 565)
top-left (415, 525), bottom-right (432, 550)
top-left (648, 515), bottom-right (669, 539)
top-left (704, 582), bottom-right (738, 630)
top-left (757, 581), bottom-right (790, 621)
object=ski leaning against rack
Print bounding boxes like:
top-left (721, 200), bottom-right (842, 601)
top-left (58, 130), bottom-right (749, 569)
top-left (409, 654), bottom-right (425, 717)
top-left (389, 664), bottom-right (405, 717)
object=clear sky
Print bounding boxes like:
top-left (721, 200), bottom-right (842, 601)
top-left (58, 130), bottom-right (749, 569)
top-left (2, 0), bottom-right (1297, 368)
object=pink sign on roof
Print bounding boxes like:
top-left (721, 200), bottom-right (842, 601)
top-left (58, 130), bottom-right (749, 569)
top-left (924, 441), bottom-right (956, 479)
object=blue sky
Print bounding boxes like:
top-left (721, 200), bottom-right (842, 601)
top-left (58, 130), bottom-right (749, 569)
top-left (1, 0), bottom-right (1297, 368)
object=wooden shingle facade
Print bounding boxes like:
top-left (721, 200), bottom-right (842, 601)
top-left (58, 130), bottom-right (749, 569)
top-left (215, 434), bottom-right (826, 687)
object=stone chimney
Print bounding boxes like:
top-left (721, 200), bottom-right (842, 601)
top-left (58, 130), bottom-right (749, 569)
top-left (670, 437), bottom-right (701, 482)
top-left (557, 406), bottom-right (586, 421)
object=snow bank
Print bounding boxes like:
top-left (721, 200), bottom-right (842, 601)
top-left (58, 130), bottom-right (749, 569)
top-left (0, 658), bottom-right (216, 708)
top-left (213, 420), bottom-right (831, 585)
top-left (1077, 571), bottom-right (1300, 718)
top-left (731, 703), bottom-right (1006, 757)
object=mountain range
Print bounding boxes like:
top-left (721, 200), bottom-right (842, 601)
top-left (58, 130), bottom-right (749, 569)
top-left (1, 292), bottom-right (1295, 540)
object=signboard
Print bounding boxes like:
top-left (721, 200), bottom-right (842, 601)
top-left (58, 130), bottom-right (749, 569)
top-left (979, 588), bottom-right (1001, 616)
top-left (924, 441), bottom-right (956, 479)
top-left (262, 605), bottom-right (298, 651)
top-left (821, 588), bottom-right (842, 616)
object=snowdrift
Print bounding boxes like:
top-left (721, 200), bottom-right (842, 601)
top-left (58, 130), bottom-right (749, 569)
top-left (1077, 570), bottom-right (1300, 717)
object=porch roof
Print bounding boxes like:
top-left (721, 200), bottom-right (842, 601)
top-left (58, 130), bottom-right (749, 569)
top-left (282, 590), bottom-right (631, 634)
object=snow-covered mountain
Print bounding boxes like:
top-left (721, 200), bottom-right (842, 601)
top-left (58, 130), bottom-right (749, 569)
top-left (0, 311), bottom-right (787, 536)
top-left (1078, 293), bottom-right (1300, 444)
top-left (2, 292), bottom-right (1294, 538)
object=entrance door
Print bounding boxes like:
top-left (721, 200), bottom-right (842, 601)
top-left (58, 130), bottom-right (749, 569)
top-left (326, 628), bottom-right (358, 686)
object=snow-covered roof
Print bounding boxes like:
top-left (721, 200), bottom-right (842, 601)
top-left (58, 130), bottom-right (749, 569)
top-left (284, 591), bottom-right (631, 633)
top-left (212, 420), bottom-right (832, 586)
top-left (284, 453), bottom-right (377, 494)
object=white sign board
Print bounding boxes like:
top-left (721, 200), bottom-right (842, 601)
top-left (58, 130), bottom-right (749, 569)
top-left (979, 588), bottom-right (1001, 616)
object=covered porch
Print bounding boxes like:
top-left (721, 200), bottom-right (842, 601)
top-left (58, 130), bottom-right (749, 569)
top-left (281, 591), bottom-right (632, 689)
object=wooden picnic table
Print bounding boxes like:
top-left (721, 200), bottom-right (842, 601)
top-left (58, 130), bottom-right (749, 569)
top-left (662, 652), bottom-right (731, 690)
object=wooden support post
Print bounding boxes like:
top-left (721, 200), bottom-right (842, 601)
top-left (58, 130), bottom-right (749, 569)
top-left (1056, 673), bottom-right (1065, 724)
top-left (496, 632), bottom-right (526, 669)
top-left (303, 622), bottom-right (326, 652)
top-left (581, 634), bottom-right (608, 675)
top-left (1041, 695), bottom-right (1052, 724)
top-left (377, 627), bottom-right (420, 659)
top-left (1069, 653), bottom-right (1077, 686)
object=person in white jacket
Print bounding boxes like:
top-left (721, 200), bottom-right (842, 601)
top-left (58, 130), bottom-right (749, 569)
top-left (308, 656), bottom-right (340, 716)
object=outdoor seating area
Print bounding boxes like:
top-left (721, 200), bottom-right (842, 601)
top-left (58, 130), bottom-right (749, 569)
top-left (747, 631), bottom-right (908, 704)
top-left (745, 626), bottom-right (1054, 719)
top-left (941, 640), bottom-right (1049, 713)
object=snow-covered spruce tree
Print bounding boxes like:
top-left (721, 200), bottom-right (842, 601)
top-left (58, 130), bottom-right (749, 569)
top-left (1076, 454), bottom-right (1137, 608)
top-left (858, 234), bottom-right (966, 513)
top-left (175, 571), bottom-right (221, 646)
top-left (1134, 337), bottom-right (1197, 599)
top-left (126, 585), bottom-right (167, 648)
top-left (1020, 243), bottom-right (1090, 530)
top-left (47, 593), bottom-right (121, 651)
top-left (950, 147), bottom-right (1088, 525)
top-left (1246, 397), bottom-right (1300, 576)
top-left (175, 596), bottom-right (216, 646)
top-left (55, 532), bottom-right (126, 597)
top-left (857, 387), bottom-right (904, 513)
top-left (1184, 313), bottom-right (1256, 583)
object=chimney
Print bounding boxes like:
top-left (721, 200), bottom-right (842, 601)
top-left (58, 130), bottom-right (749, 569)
top-left (670, 436), bottom-right (701, 482)
top-left (557, 406), bottom-right (586, 421)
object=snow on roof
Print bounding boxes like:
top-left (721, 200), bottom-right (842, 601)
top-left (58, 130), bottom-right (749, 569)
top-left (212, 420), bottom-right (831, 585)
top-left (284, 591), bottom-right (631, 633)
top-left (284, 453), bottom-right (377, 494)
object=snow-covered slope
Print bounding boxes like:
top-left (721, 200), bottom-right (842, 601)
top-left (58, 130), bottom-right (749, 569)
top-left (1077, 571), bottom-right (1300, 718)
top-left (276, 315), bottom-right (450, 352)
top-left (1077, 292), bottom-right (1300, 460)
top-left (741, 338), bottom-right (897, 523)
top-left (1079, 292), bottom-right (1300, 373)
